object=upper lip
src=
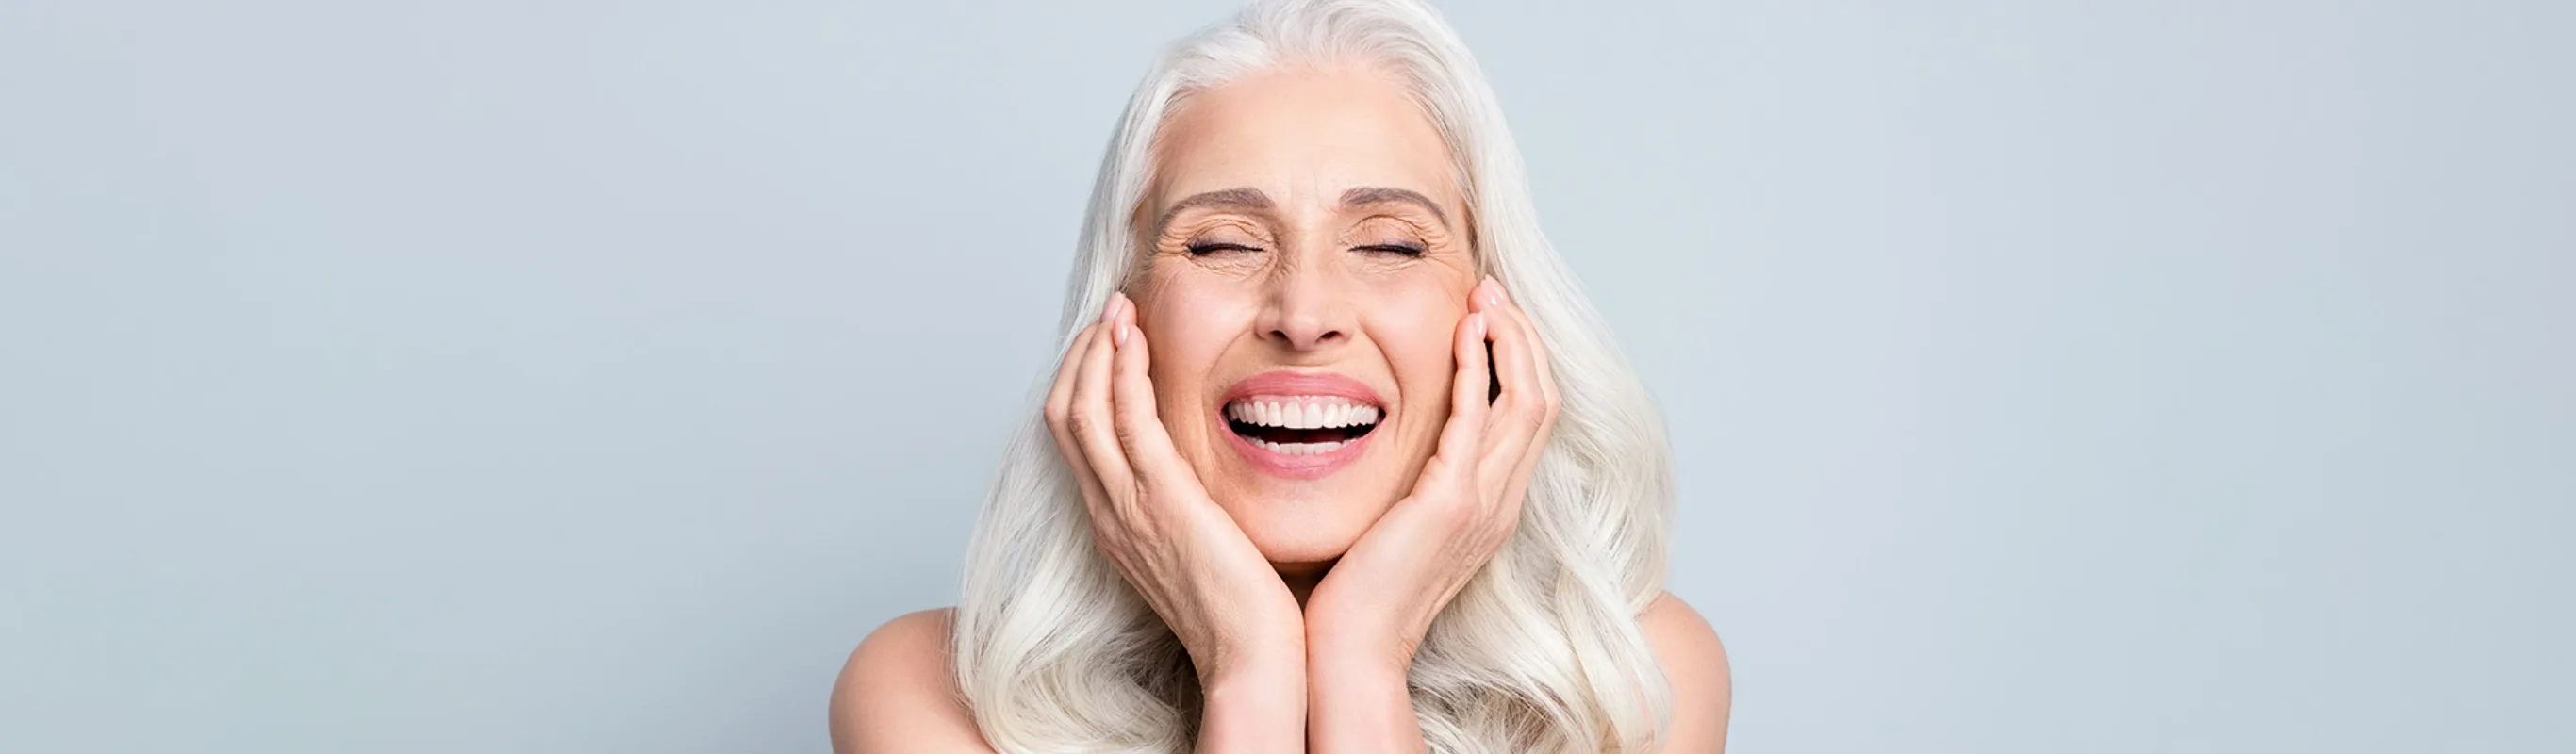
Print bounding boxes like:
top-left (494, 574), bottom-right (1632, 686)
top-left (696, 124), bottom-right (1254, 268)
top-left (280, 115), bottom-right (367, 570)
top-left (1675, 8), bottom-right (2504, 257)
top-left (1218, 370), bottom-right (1386, 408)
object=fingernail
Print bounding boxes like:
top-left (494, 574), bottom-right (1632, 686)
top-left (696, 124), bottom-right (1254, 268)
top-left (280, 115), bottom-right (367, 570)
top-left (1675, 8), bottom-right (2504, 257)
top-left (1114, 321), bottom-right (1130, 347)
top-left (1100, 294), bottom-right (1118, 323)
top-left (1470, 312), bottom-right (1487, 338)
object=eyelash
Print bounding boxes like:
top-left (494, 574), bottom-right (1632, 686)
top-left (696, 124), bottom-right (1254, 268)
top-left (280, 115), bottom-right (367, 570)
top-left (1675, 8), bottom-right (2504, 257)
top-left (1184, 243), bottom-right (1426, 257)
top-left (1185, 242), bottom-right (1259, 256)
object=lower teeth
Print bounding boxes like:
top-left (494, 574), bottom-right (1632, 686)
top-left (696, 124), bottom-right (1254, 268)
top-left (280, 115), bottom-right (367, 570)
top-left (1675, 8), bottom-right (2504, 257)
top-left (1255, 439), bottom-right (1347, 455)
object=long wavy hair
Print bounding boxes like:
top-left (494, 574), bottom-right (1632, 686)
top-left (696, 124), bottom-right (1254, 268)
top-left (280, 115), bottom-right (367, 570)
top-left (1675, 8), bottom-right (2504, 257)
top-left (949, 0), bottom-right (1677, 750)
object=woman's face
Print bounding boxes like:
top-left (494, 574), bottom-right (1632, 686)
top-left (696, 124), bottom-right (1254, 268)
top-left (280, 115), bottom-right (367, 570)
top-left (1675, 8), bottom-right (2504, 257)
top-left (1132, 64), bottom-right (1477, 575)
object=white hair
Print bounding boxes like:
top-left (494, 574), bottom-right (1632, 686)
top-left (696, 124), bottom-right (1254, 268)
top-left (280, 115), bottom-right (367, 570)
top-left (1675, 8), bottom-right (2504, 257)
top-left (949, 0), bottom-right (1677, 749)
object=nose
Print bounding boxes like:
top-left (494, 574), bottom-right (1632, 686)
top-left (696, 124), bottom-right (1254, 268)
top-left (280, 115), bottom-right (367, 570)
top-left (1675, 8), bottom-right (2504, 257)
top-left (1254, 256), bottom-right (1352, 352)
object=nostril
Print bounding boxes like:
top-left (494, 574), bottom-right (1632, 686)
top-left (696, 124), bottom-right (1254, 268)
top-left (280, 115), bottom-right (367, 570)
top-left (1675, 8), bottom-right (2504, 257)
top-left (1296, 327), bottom-right (1347, 344)
top-left (1260, 314), bottom-right (1347, 348)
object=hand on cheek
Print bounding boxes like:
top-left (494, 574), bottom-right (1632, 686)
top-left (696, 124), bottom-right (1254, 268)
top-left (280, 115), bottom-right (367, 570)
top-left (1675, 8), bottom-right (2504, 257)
top-left (1042, 292), bottom-right (1308, 748)
top-left (1303, 276), bottom-right (1561, 737)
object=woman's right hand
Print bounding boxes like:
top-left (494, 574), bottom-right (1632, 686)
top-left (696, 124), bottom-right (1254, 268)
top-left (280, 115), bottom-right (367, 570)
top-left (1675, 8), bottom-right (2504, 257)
top-left (1044, 291), bottom-right (1306, 744)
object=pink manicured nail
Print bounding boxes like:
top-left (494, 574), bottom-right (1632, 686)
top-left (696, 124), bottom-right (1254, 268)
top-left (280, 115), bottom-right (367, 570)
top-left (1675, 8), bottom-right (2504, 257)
top-left (1114, 293), bottom-right (1133, 346)
top-left (1114, 321), bottom-right (1130, 347)
top-left (1470, 313), bottom-right (1487, 339)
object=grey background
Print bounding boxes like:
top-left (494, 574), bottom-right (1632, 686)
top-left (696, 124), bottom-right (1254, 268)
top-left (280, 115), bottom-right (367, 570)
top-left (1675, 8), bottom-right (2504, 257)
top-left (2, 0), bottom-right (2568, 751)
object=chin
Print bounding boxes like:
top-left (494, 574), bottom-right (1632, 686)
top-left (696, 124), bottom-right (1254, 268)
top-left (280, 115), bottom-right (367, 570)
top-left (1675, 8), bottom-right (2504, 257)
top-left (1225, 493), bottom-right (1379, 570)
top-left (1203, 441), bottom-right (1426, 574)
top-left (1249, 531), bottom-right (1361, 573)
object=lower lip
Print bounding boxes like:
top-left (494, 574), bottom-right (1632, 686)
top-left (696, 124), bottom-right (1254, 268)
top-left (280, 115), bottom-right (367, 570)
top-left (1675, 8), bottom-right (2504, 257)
top-left (1217, 415), bottom-right (1376, 480)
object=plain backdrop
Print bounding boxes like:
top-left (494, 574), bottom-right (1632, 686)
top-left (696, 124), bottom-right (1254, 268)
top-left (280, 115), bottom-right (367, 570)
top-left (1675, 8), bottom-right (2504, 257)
top-left (3, 0), bottom-right (2568, 751)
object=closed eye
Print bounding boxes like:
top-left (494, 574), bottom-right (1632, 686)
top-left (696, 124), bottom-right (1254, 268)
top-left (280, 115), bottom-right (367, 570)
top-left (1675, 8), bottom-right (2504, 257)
top-left (1186, 242), bottom-right (1262, 256)
top-left (1356, 243), bottom-right (1426, 256)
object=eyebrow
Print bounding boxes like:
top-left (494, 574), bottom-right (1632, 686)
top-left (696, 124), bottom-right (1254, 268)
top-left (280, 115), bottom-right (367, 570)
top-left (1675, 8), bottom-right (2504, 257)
top-left (1151, 185), bottom-right (1452, 235)
top-left (1338, 186), bottom-right (1450, 227)
top-left (1153, 187), bottom-right (1273, 236)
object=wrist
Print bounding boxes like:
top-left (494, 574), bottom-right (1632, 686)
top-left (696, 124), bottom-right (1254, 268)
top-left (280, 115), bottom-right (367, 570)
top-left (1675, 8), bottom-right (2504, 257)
top-left (1303, 636), bottom-right (1423, 753)
top-left (1196, 619), bottom-right (1307, 685)
top-left (1305, 631), bottom-right (1411, 693)
top-left (1197, 646), bottom-right (1306, 754)
top-left (1304, 608), bottom-right (1416, 679)
top-left (1199, 639), bottom-right (1305, 690)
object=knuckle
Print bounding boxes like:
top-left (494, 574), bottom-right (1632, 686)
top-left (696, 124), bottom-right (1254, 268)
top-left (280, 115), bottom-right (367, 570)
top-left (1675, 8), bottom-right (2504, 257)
top-left (1111, 415), bottom-right (1146, 447)
top-left (1436, 492), bottom-right (1484, 526)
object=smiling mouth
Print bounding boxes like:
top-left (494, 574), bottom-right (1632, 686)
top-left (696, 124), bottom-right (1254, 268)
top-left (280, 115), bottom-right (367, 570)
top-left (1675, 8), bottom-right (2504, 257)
top-left (1223, 396), bottom-right (1381, 455)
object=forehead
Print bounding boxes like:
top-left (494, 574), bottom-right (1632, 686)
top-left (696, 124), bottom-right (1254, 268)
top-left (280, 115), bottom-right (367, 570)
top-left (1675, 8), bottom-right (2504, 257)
top-left (1147, 65), bottom-right (1461, 215)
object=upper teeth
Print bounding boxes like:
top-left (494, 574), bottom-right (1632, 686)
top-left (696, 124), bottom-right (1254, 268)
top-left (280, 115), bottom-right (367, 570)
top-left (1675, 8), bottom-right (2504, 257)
top-left (1226, 396), bottom-right (1380, 429)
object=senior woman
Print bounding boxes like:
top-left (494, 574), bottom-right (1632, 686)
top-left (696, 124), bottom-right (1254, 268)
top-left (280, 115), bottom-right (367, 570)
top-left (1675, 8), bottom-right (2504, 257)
top-left (832, 0), bottom-right (1728, 750)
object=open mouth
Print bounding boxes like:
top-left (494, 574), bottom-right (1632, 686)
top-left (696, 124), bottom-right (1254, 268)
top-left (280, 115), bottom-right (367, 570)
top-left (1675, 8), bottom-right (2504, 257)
top-left (1223, 395), bottom-right (1381, 455)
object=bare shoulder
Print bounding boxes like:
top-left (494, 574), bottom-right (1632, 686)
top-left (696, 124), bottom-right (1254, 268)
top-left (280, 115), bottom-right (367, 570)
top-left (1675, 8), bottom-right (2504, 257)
top-left (1640, 592), bottom-right (1732, 752)
top-left (828, 607), bottom-right (995, 754)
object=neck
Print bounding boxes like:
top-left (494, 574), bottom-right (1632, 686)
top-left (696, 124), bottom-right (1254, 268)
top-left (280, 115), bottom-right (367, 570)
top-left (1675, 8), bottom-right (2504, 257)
top-left (1275, 561), bottom-right (1332, 610)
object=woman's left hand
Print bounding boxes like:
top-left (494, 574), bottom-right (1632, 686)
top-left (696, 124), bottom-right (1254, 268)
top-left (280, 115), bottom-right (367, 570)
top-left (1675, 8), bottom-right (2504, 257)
top-left (1304, 275), bottom-right (1560, 684)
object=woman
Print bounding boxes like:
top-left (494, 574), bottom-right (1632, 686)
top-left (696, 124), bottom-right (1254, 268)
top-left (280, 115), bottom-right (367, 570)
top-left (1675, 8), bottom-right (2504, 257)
top-left (832, 0), bottom-right (1729, 750)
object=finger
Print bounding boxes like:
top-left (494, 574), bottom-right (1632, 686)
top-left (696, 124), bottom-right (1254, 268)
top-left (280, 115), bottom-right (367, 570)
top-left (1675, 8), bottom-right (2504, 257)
top-left (1429, 309), bottom-right (1490, 483)
top-left (1493, 286), bottom-right (1560, 472)
top-left (1475, 282), bottom-right (1553, 529)
top-left (1492, 283), bottom-right (1560, 438)
top-left (1478, 281), bottom-right (1543, 425)
top-left (1069, 296), bottom-right (1134, 493)
top-left (1483, 279), bottom-right (1556, 401)
top-left (1046, 324), bottom-right (1108, 496)
top-left (1107, 292), bottom-right (1193, 491)
top-left (1474, 282), bottom-right (1545, 489)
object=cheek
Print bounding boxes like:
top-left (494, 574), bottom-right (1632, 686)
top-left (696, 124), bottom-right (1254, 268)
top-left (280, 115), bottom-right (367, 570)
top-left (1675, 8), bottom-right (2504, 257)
top-left (1138, 276), bottom-right (1261, 400)
top-left (1363, 284), bottom-right (1470, 408)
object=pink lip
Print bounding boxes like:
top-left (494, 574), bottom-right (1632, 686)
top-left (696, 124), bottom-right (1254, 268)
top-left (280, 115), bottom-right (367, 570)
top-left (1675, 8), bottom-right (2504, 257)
top-left (1215, 370), bottom-right (1386, 481)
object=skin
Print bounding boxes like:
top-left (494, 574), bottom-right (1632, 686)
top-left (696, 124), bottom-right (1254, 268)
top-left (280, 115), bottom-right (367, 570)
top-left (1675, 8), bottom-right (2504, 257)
top-left (831, 63), bottom-right (1730, 752)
